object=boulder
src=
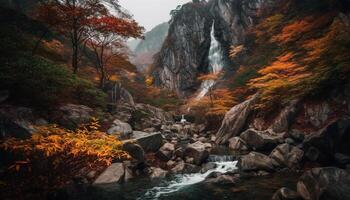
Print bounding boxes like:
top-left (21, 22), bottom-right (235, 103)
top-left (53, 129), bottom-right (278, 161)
top-left (156, 143), bottom-right (175, 161)
top-left (0, 105), bottom-right (47, 138)
top-left (150, 167), bottom-right (168, 179)
top-left (303, 118), bottom-right (350, 164)
top-left (272, 187), bottom-right (302, 200)
top-left (304, 102), bottom-right (331, 128)
top-left (240, 129), bottom-right (282, 151)
top-left (270, 144), bottom-right (304, 169)
top-left (107, 119), bottom-right (133, 139)
top-left (228, 137), bottom-right (249, 151)
top-left (122, 142), bottom-right (145, 163)
top-left (216, 94), bottom-right (258, 144)
top-left (134, 132), bottom-right (163, 152)
top-left (184, 141), bottom-right (209, 165)
top-left (288, 129), bottom-right (305, 142)
top-left (297, 167), bottom-right (350, 200)
top-left (170, 161), bottom-right (201, 174)
top-left (93, 163), bottom-right (125, 185)
top-left (237, 152), bottom-right (274, 172)
top-left (56, 104), bottom-right (93, 128)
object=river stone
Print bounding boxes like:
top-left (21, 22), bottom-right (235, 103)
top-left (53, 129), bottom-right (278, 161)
top-left (240, 129), bottom-right (282, 151)
top-left (150, 167), bottom-right (168, 179)
top-left (156, 143), bottom-right (175, 161)
top-left (228, 137), bottom-right (249, 151)
top-left (272, 187), bottom-right (302, 200)
top-left (184, 141), bottom-right (210, 165)
top-left (270, 143), bottom-right (304, 169)
top-left (237, 152), bottom-right (275, 172)
top-left (93, 163), bottom-right (125, 185)
top-left (216, 94), bottom-right (258, 144)
top-left (271, 100), bottom-right (299, 133)
top-left (134, 132), bottom-right (163, 152)
top-left (204, 174), bottom-right (240, 185)
top-left (297, 167), bottom-right (350, 200)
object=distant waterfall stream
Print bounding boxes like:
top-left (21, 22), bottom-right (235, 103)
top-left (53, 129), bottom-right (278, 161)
top-left (195, 22), bottom-right (224, 100)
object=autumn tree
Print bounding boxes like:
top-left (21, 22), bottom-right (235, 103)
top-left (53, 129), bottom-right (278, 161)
top-left (86, 15), bottom-right (143, 88)
top-left (36, 0), bottom-right (110, 73)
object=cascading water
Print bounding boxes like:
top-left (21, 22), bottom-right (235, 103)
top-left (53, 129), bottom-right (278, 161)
top-left (195, 22), bottom-right (224, 100)
top-left (139, 160), bottom-right (237, 200)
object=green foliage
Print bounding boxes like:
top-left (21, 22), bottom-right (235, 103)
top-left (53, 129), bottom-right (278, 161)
top-left (0, 54), bottom-right (106, 108)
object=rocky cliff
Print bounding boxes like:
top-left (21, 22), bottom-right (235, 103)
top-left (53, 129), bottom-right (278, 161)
top-left (152, 0), bottom-right (269, 96)
top-left (152, 1), bottom-right (213, 97)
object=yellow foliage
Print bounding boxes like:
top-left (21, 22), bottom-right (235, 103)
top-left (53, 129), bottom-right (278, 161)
top-left (0, 119), bottom-right (130, 188)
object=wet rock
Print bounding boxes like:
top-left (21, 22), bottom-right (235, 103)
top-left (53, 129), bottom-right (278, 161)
top-left (216, 94), bottom-right (258, 144)
top-left (297, 167), bottom-right (350, 200)
top-left (201, 162), bottom-right (217, 173)
top-left (93, 163), bottom-right (125, 185)
top-left (184, 141), bottom-right (210, 165)
top-left (240, 129), bottom-right (282, 151)
top-left (228, 137), bottom-right (249, 151)
top-left (123, 161), bottom-right (134, 182)
top-left (107, 119), bottom-right (132, 139)
top-left (237, 152), bottom-right (274, 172)
top-left (122, 142), bottom-right (145, 163)
top-left (134, 132), bottom-right (164, 152)
top-left (150, 167), bottom-right (168, 179)
top-left (270, 144), bottom-right (304, 169)
top-left (272, 187), bottom-right (302, 200)
top-left (170, 161), bottom-right (201, 174)
top-left (156, 143), bottom-right (175, 161)
top-left (204, 174), bottom-right (240, 185)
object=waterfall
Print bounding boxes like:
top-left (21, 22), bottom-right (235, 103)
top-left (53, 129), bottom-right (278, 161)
top-left (195, 22), bottom-right (224, 100)
top-left (139, 160), bottom-right (237, 200)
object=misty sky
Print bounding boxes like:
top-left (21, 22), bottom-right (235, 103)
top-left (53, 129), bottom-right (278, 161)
top-left (119, 0), bottom-right (190, 31)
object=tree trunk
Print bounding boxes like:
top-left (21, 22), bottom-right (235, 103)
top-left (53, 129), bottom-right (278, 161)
top-left (99, 67), bottom-right (106, 89)
top-left (72, 45), bottom-right (78, 74)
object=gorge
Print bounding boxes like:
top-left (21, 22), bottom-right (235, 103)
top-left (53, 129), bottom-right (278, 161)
top-left (0, 0), bottom-right (350, 200)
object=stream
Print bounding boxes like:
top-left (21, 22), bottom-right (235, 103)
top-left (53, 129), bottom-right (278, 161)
top-left (71, 155), bottom-right (300, 200)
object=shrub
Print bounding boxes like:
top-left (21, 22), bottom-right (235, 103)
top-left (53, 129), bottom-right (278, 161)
top-left (0, 54), bottom-right (107, 108)
top-left (0, 119), bottom-right (129, 197)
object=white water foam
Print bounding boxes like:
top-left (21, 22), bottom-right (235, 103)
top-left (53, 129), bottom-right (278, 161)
top-left (139, 161), bottom-right (237, 200)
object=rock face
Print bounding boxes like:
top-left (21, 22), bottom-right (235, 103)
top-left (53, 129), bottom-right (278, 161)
top-left (93, 163), bottom-right (125, 185)
top-left (237, 152), bottom-right (274, 172)
top-left (240, 129), bottom-right (283, 151)
top-left (297, 167), bottom-right (350, 200)
top-left (184, 141), bottom-right (210, 165)
top-left (216, 94), bottom-right (258, 144)
top-left (152, 1), bottom-right (213, 96)
top-left (270, 144), bottom-right (304, 169)
top-left (271, 100), bottom-right (299, 133)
